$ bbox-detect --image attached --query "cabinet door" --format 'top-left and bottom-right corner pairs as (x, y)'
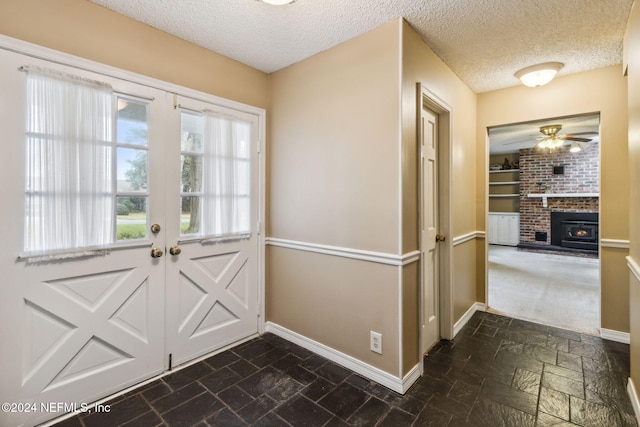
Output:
(507, 215), (520, 245)
(488, 214), (499, 244)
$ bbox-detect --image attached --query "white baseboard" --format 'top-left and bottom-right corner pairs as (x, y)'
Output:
(600, 328), (631, 344)
(628, 378), (640, 426)
(453, 302), (486, 337)
(264, 322), (419, 394)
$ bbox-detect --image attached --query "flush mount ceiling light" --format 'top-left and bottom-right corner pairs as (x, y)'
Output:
(260, 0), (295, 4)
(515, 62), (564, 87)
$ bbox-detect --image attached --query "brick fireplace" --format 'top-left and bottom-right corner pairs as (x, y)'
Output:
(518, 142), (599, 251)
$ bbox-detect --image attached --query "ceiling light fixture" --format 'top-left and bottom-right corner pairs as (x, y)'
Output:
(515, 62), (564, 87)
(569, 141), (582, 153)
(260, 0), (295, 5)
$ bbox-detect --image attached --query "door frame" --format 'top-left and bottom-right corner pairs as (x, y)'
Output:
(417, 83), (453, 360)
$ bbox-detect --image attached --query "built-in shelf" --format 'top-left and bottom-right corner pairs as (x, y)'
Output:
(489, 163), (519, 212)
(489, 169), (520, 174)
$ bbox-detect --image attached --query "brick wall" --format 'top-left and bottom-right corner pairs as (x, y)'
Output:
(519, 142), (599, 245)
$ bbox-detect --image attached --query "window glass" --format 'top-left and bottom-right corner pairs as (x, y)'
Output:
(115, 97), (149, 241)
(117, 99), (148, 146)
(180, 111), (252, 238)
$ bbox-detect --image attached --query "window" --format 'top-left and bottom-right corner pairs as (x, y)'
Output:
(180, 111), (252, 239)
(23, 67), (151, 257)
(24, 67), (115, 255)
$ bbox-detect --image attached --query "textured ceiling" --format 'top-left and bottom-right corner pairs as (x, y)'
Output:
(89, 0), (633, 93)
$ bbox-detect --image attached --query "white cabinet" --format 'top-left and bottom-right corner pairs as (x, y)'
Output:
(488, 213), (519, 246)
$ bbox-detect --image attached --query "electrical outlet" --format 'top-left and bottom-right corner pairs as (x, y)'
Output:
(370, 331), (382, 354)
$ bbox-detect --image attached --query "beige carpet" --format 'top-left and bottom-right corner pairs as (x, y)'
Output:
(487, 245), (600, 336)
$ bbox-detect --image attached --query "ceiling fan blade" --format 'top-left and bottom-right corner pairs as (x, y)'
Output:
(504, 139), (537, 145)
(559, 136), (592, 142)
(563, 131), (598, 136)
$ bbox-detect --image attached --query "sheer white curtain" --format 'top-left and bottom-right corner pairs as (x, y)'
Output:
(202, 112), (251, 238)
(24, 66), (115, 255)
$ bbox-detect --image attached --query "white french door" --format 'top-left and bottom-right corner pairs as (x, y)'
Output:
(0, 44), (262, 427)
(164, 99), (260, 367)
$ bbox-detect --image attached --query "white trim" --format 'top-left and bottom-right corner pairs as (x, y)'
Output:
(600, 328), (631, 344)
(265, 322), (419, 394)
(601, 239), (630, 249)
(629, 378), (640, 426)
(452, 231), (485, 246)
(265, 237), (420, 266)
(628, 256), (640, 283)
(453, 302), (486, 337)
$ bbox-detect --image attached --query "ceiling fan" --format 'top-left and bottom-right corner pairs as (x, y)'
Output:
(536, 124), (595, 151)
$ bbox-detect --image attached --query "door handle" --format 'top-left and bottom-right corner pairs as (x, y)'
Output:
(435, 234), (446, 243)
(169, 245), (181, 256)
(150, 247), (164, 258)
(150, 224), (161, 233)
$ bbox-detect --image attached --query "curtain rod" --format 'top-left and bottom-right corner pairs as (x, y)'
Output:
(1, 43), (261, 117)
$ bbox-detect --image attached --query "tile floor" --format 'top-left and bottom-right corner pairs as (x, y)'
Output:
(488, 245), (600, 335)
(53, 311), (637, 427)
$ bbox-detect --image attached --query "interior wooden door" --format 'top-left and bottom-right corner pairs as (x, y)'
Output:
(420, 106), (440, 355)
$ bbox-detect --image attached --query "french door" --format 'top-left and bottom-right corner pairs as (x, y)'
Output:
(164, 99), (261, 367)
(0, 46), (262, 427)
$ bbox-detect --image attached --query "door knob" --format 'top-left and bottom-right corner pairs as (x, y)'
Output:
(150, 247), (164, 258)
(169, 245), (181, 256)
(435, 234), (446, 242)
(150, 224), (161, 233)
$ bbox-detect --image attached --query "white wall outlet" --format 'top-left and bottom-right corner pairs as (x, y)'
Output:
(370, 331), (382, 354)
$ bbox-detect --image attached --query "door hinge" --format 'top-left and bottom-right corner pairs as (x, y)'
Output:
(168, 353), (173, 371)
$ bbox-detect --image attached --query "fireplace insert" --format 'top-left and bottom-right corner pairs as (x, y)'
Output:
(550, 212), (598, 253)
(561, 220), (598, 250)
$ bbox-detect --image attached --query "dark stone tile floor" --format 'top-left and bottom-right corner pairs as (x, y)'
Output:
(54, 311), (638, 426)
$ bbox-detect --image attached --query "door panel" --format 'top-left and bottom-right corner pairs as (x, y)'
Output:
(20, 255), (165, 397)
(421, 107), (440, 354)
(168, 240), (258, 365)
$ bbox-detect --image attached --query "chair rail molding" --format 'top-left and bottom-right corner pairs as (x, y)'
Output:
(452, 231), (485, 247)
(265, 237), (420, 266)
(601, 239), (630, 249)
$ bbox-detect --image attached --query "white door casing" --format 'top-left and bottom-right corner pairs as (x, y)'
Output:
(0, 39), (264, 427)
(420, 106), (440, 354)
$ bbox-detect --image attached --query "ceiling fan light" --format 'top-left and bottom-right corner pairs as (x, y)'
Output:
(260, 0), (295, 4)
(570, 141), (582, 153)
(515, 62), (564, 87)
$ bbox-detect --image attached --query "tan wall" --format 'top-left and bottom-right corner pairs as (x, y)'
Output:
(401, 21), (479, 337)
(477, 66), (630, 332)
(267, 20), (403, 376)
(268, 21), (401, 253)
(0, 0), (268, 108)
(267, 247), (400, 374)
(624, 1), (640, 395)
